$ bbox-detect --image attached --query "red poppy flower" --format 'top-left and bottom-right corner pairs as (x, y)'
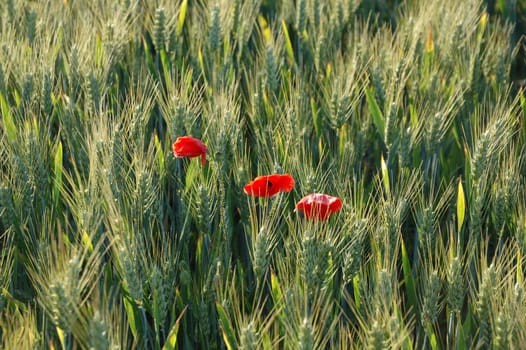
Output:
(172, 136), (208, 165)
(295, 193), (342, 221)
(243, 173), (295, 197)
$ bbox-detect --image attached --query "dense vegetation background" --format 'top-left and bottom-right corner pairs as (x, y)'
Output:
(1, 0), (526, 348)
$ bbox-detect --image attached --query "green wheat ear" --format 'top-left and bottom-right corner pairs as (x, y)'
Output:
(153, 7), (166, 53)
(447, 256), (464, 314)
(476, 264), (497, 347)
(420, 270), (441, 327)
(208, 4), (221, 53)
(297, 318), (314, 350)
(239, 321), (258, 350)
(88, 311), (110, 350)
(253, 227), (270, 281)
(366, 321), (387, 350)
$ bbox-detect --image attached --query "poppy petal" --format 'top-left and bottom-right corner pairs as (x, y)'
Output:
(244, 174), (295, 198)
(295, 193), (342, 221)
(172, 136), (208, 165)
(277, 174), (295, 192)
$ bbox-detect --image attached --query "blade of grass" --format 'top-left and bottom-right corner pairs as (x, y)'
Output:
(52, 141), (63, 208)
(124, 296), (141, 340)
(457, 178), (466, 234)
(160, 50), (173, 88)
(352, 276), (361, 309)
(162, 306), (188, 350)
(1, 92), (16, 143)
(176, 0), (188, 37)
(216, 302), (236, 350)
(381, 155), (390, 197)
(401, 238), (417, 317)
(154, 134), (165, 175)
(281, 20), (295, 66)
(56, 327), (66, 350)
(366, 86), (385, 143)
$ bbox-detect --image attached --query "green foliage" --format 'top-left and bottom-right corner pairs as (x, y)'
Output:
(1, 0), (526, 348)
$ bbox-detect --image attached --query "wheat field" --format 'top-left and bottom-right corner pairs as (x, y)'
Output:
(1, 0), (526, 349)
